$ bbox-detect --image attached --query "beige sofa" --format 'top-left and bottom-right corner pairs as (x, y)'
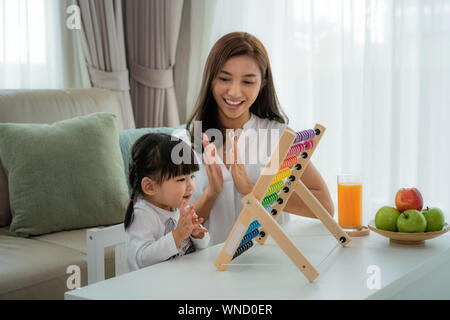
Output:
(0, 89), (124, 299)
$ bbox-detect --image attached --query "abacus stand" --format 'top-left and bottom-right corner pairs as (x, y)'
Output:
(214, 124), (351, 283)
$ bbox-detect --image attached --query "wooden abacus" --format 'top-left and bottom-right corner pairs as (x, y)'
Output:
(214, 124), (351, 282)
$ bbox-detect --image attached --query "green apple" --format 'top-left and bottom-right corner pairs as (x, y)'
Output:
(375, 206), (401, 231)
(397, 209), (427, 233)
(422, 207), (445, 232)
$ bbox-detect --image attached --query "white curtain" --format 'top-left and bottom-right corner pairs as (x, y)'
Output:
(178, 0), (450, 223)
(0, 0), (90, 89)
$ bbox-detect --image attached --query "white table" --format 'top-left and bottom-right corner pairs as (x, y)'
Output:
(65, 215), (450, 300)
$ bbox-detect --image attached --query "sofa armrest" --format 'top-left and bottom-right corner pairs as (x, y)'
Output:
(87, 223), (127, 285)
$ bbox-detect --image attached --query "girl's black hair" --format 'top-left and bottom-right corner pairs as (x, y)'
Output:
(124, 133), (199, 230)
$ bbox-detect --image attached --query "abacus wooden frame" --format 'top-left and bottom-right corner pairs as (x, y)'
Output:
(214, 124), (351, 283)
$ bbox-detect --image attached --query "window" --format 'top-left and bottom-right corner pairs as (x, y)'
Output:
(0, 0), (89, 89)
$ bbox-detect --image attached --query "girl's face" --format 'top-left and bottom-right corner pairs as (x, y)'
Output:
(146, 173), (196, 211)
(212, 55), (263, 129)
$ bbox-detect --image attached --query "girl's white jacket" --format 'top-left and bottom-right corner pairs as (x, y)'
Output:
(126, 198), (210, 271)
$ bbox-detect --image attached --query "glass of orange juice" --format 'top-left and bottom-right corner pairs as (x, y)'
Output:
(337, 174), (362, 229)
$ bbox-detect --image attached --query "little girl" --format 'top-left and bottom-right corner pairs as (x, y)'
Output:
(124, 133), (209, 271)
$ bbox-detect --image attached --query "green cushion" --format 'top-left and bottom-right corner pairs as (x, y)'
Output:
(0, 113), (129, 237)
(118, 125), (186, 193)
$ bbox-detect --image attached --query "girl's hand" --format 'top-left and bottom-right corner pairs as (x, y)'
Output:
(202, 133), (223, 197)
(173, 200), (195, 247)
(191, 212), (208, 238)
(227, 131), (254, 195)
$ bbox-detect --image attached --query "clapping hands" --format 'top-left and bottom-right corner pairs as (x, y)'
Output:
(202, 133), (224, 197)
(173, 200), (208, 247)
(226, 131), (254, 195)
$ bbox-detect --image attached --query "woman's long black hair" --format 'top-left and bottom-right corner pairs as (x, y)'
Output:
(124, 133), (199, 230)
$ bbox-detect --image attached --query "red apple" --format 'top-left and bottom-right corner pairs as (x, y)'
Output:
(395, 188), (423, 212)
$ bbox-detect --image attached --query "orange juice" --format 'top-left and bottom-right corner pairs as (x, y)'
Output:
(338, 182), (362, 228)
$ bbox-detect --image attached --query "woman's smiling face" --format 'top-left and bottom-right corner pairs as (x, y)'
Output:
(212, 55), (263, 129)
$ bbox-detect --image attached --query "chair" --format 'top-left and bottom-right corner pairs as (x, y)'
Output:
(86, 223), (129, 284)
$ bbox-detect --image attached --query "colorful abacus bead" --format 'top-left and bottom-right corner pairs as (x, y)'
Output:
(232, 241), (253, 260)
(264, 205), (277, 216)
(246, 220), (261, 234)
(265, 181), (284, 196)
(239, 229), (259, 247)
(280, 155), (298, 170)
(272, 168), (291, 184)
(294, 129), (316, 144)
(287, 140), (314, 157)
(304, 140), (314, 150)
(262, 192), (278, 206)
(287, 142), (304, 157)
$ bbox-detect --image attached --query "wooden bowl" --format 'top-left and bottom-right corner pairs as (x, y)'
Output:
(368, 220), (449, 245)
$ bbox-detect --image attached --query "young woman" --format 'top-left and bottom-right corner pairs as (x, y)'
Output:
(186, 32), (334, 246)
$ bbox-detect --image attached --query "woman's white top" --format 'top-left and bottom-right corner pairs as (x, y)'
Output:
(126, 198), (210, 271)
(187, 113), (290, 246)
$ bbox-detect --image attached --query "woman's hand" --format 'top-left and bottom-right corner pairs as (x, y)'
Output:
(173, 201), (195, 247)
(190, 212), (208, 239)
(192, 134), (223, 224)
(202, 133), (223, 197)
(227, 131), (254, 195)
